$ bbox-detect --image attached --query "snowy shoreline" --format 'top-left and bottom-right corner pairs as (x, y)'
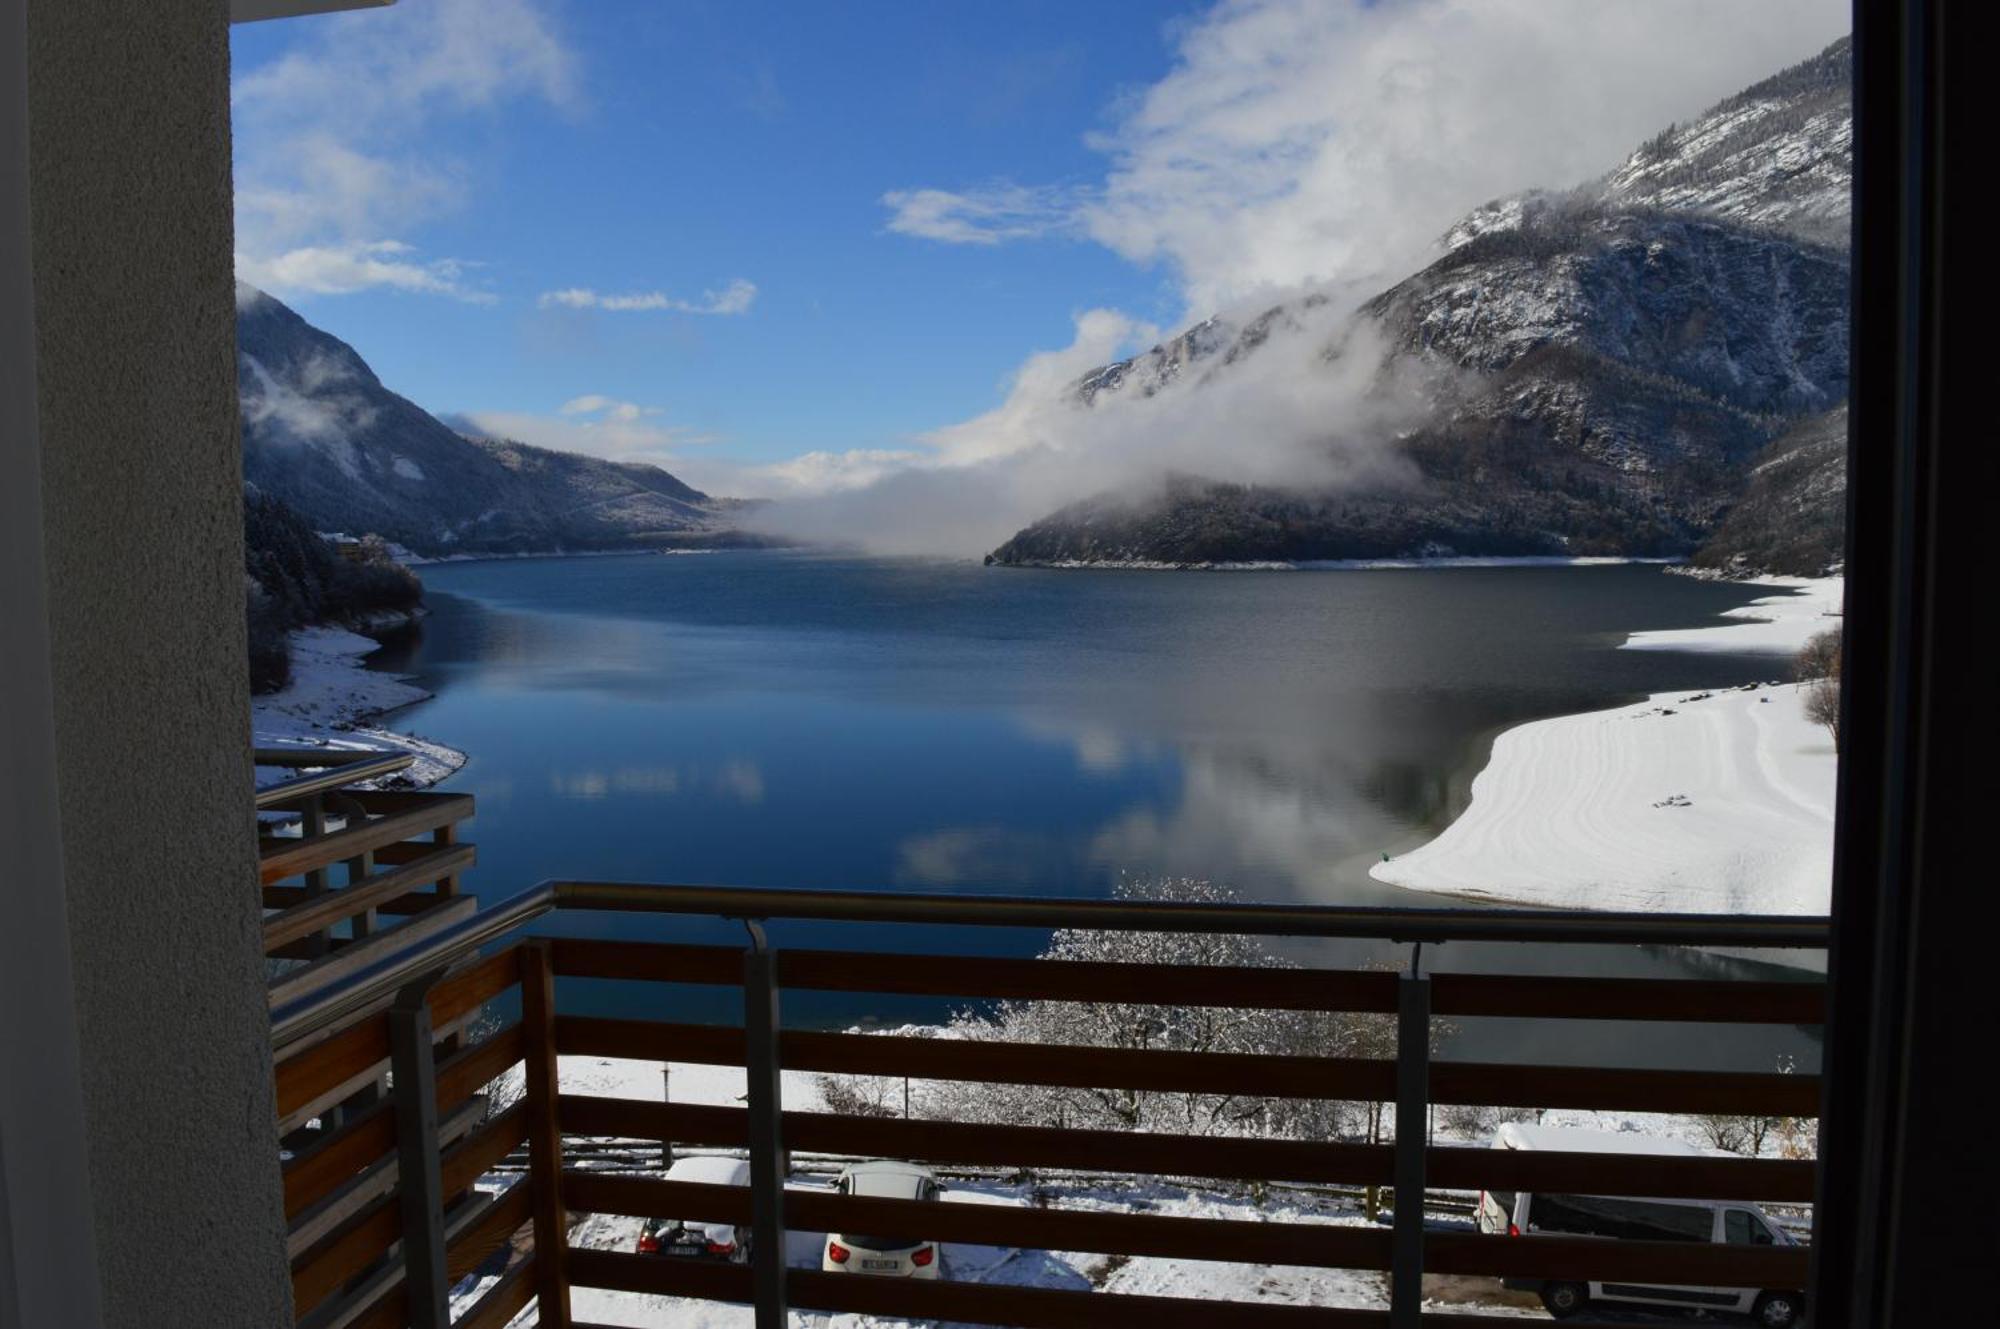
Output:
(1371, 576), (1843, 920)
(1002, 554), (1684, 572)
(251, 624), (466, 791)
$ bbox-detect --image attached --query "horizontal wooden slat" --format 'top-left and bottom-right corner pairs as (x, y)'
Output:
(1431, 972), (1826, 1025)
(436, 1024), (525, 1115)
(292, 1174), (527, 1329)
(1424, 1229), (1809, 1285)
(554, 1016), (1817, 1117)
(267, 895), (479, 1008)
(260, 793), (473, 884)
(261, 844), (477, 952)
(275, 1014), (390, 1123)
(284, 1098), (396, 1221)
(430, 945), (523, 1028)
(561, 1097), (1393, 1186)
(291, 1194), (397, 1319)
(551, 938), (745, 986)
(781, 948), (1402, 1011)
(555, 1017), (1397, 1101)
(263, 885), (444, 917)
(551, 937), (1826, 1022)
(446, 1181), (533, 1283)
(442, 1103), (531, 1200)
(569, 1249), (1387, 1326)
(273, 949), (520, 1135)
(565, 1173), (1393, 1271)
(286, 1097), (488, 1260)
(1429, 1061), (1820, 1117)
(1428, 1143), (1817, 1203)
(455, 1255), (537, 1329)
(343, 787), (462, 816)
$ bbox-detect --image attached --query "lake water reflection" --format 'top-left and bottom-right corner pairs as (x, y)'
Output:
(375, 553), (1823, 1072)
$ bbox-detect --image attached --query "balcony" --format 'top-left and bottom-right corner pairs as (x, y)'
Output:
(262, 765), (1824, 1329)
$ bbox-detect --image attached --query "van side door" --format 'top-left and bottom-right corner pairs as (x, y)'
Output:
(1715, 1207), (1782, 1312)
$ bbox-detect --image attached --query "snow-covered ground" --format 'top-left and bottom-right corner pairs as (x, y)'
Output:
(1371, 577), (1842, 917)
(251, 625), (465, 790)
(1623, 576), (1844, 656)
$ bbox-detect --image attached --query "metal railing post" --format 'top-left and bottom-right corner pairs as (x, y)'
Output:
(742, 919), (788, 1329)
(389, 971), (449, 1329)
(1389, 943), (1432, 1329)
(522, 939), (572, 1327)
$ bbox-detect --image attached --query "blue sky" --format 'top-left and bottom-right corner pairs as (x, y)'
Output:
(232, 0), (1198, 469)
(231, 0), (1847, 503)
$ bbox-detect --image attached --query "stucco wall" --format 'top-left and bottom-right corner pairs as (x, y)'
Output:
(24, 0), (293, 1323)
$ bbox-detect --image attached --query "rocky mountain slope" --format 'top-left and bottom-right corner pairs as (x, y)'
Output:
(1685, 405), (1847, 578)
(238, 285), (744, 556)
(989, 38), (1852, 571)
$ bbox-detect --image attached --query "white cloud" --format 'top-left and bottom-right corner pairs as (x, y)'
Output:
(880, 183), (1086, 246)
(232, 0), (577, 300)
(558, 395), (659, 422)
(456, 401), (715, 470)
(736, 449), (928, 497)
(235, 240), (495, 302)
(741, 299), (1432, 556)
(536, 279), (758, 316)
(891, 0), (1850, 313)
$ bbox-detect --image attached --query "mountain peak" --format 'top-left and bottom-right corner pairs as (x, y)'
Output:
(237, 288), (737, 555)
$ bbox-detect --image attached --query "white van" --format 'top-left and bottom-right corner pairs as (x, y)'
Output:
(1475, 1124), (1805, 1326)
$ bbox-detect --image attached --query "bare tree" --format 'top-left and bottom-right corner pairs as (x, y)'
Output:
(1794, 626), (1842, 682)
(1794, 626), (1842, 749)
(1803, 675), (1841, 749)
(873, 877), (1446, 1158)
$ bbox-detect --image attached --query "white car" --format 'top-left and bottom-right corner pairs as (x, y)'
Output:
(820, 1160), (942, 1279)
(636, 1155), (753, 1262)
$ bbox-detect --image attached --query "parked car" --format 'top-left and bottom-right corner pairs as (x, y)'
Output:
(1475, 1124), (1805, 1326)
(635, 1155), (753, 1262)
(820, 1160), (942, 1279)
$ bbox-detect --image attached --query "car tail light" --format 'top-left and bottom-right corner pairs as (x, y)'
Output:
(637, 1233), (660, 1254)
(911, 1246), (934, 1268)
(706, 1239), (736, 1256)
(1507, 1222), (1520, 1237)
(827, 1241), (850, 1264)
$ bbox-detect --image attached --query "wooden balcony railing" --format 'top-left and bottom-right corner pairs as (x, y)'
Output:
(267, 880), (1828, 1329)
(257, 747), (477, 1012)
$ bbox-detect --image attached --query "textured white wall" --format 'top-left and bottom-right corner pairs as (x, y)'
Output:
(2, 0), (105, 1323)
(14, 0), (293, 1323)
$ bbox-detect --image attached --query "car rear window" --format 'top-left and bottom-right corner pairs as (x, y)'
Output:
(1528, 1195), (1714, 1242)
(841, 1233), (921, 1253)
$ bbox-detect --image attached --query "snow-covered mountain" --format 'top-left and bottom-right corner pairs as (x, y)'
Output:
(237, 285), (746, 556)
(989, 38), (1852, 571)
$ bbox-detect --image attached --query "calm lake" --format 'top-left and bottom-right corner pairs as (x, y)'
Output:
(376, 553), (1821, 1073)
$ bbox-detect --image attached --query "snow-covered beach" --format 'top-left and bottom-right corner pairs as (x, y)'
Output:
(251, 624), (466, 790)
(1371, 577), (1843, 917)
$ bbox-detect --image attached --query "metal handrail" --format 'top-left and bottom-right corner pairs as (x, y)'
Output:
(545, 879), (1832, 949)
(254, 750), (415, 809)
(267, 877), (1829, 1052)
(268, 882), (556, 1051)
